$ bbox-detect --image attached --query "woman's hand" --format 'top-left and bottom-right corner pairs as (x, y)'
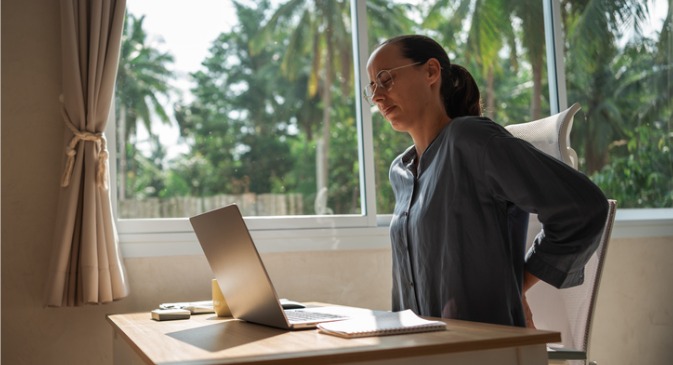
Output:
(523, 270), (541, 329)
(522, 293), (536, 328)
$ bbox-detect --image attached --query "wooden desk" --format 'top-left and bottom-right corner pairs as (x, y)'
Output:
(107, 308), (560, 365)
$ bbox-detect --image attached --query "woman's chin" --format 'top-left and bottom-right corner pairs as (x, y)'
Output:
(387, 119), (408, 132)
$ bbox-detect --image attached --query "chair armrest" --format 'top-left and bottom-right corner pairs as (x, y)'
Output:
(547, 346), (587, 360)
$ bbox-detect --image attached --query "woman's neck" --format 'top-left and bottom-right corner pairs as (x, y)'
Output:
(410, 115), (452, 158)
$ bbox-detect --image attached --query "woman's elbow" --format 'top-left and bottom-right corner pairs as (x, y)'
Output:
(586, 192), (609, 234)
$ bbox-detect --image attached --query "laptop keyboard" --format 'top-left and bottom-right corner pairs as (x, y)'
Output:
(285, 309), (347, 322)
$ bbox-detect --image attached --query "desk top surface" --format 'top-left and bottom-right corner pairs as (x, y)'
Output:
(107, 305), (560, 365)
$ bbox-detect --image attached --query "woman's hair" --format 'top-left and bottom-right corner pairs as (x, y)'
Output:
(380, 35), (482, 118)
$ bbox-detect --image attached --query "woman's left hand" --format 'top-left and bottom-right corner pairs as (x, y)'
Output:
(522, 270), (540, 329)
(523, 293), (536, 329)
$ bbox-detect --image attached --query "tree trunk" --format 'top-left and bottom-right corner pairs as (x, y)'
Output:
(317, 26), (334, 203)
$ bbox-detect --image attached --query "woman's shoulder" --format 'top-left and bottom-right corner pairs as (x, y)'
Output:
(391, 144), (416, 165)
(450, 115), (502, 131)
(447, 116), (507, 142)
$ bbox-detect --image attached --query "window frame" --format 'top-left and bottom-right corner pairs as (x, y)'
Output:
(113, 0), (673, 258)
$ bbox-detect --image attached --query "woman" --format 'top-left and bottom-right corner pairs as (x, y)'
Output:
(364, 35), (608, 327)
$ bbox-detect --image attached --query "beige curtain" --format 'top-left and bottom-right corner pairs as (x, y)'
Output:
(45, 0), (129, 306)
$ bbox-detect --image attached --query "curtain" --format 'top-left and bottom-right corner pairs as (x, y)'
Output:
(45, 0), (128, 306)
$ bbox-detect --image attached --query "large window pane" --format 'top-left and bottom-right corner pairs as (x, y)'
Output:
(117, 1), (361, 218)
(561, 0), (673, 208)
(117, 0), (672, 224)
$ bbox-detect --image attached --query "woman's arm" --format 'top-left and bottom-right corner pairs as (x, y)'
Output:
(484, 131), (608, 289)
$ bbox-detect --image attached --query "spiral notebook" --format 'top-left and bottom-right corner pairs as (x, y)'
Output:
(317, 309), (447, 338)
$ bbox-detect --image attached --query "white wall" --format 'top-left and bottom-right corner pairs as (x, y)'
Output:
(1, 1), (672, 364)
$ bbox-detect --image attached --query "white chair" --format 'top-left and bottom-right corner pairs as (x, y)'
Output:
(505, 104), (617, 365)
(505, 102), (581, 169)
(534, 200), (616, 365)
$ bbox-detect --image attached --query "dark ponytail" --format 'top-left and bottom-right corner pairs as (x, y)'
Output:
(381, 35), (482, 118)
(444, 63), (482, 118)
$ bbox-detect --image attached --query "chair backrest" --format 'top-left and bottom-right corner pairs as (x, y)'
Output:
(506, 104), (617, 362)
(525, 201), (616, 355)
(571, 199), (617, 352)
(505, 102), (581, 169)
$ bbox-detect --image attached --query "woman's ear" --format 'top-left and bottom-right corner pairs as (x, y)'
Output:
(426, 58), (442, 85)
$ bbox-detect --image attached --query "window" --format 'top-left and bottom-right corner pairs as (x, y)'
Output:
(116, 1), (364, 222)
(367, 0), (553, 213)
(559, 0), (673, 208)
(115, 0), (672, 255)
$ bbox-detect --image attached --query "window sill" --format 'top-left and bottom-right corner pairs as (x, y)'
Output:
(119, 225), (392, 258)
(118, 209), (673, 258)
(611, 208), (673, 238)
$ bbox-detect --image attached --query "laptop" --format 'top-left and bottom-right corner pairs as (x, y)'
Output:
(189, 204), (352, 330)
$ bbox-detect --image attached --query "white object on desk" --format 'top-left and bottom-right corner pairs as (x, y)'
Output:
(150, 309), (191, 321)
(317, 309), (447, 338)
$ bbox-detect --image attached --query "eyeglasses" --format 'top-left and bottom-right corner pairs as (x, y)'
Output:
(362, 62), (423, 105)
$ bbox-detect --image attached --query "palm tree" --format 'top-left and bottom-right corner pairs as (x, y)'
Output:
(251, 0), (413, 210)
(424, 0), (518, 119)
(645, 0), (673, 124)
(250, 0), (351, 200)
(562, 0), (652, 173)
(589, 36), (673, 207)
(173, 0), (297, 197)
(512, 0), (546, 120)
(115, 12), (175, 199)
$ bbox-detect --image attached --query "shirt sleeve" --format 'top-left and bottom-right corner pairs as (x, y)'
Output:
(481, 132), (608, 288)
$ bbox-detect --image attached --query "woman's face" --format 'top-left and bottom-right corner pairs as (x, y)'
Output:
(365, 44), (434, 132)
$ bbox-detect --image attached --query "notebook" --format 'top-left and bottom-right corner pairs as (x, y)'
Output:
(317, 309), (447, 338)
(189, 204), (353, 330)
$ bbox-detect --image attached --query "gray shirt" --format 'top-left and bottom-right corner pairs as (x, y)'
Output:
(389, 116), (608, 327)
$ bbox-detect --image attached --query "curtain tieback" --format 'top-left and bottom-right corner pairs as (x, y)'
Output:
(60, 101), (109, 190)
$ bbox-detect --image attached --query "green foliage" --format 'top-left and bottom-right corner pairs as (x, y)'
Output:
(592, 123), (673, 207)
(285, 133), (318, 209)
(172, 0), (298, 196)
(115, 12), (175, 199)
(117, 0), (673, 214)
(372, 112), (413, 213)
(572, 7), (671, 194)
(563, 0), (659, 174)
(326, 96), (361, 214)
(116, 13), (174, 138)
(162, 0), (417, 214)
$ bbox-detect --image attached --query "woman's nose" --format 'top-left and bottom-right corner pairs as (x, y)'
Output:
(372, 85), (386, 103)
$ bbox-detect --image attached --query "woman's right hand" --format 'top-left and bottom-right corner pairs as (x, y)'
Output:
(522, 270), (540, 329)
(523, 293), (536, 329)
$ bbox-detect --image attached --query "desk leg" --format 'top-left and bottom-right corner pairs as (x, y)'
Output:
(112, 331), (148, 365)
(517, 344), (549, 364)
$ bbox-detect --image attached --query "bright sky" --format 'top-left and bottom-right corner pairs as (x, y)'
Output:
(127, 1), (237, 73)
(127, 0), (669, 104)
(126, 0), (240, 98)
(125, 0), (241, 157)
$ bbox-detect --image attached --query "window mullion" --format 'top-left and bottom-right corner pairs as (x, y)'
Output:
(352, 0), (378, 226)
(543, 0), (568, 113)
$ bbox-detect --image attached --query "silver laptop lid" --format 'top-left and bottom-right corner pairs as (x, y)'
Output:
(189, 204), (291, 329)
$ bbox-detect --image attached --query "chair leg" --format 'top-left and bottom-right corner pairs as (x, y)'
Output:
(548, 360), (596, 365)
